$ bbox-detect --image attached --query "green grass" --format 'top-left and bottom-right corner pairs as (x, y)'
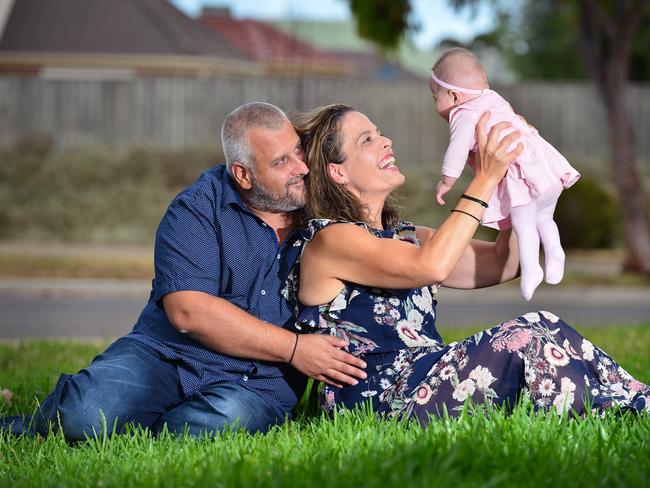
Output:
(1, 325), (649, 487)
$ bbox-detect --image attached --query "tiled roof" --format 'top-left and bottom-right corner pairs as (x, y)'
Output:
(200, 12), (346, 68)
(0, 0), (245, 60)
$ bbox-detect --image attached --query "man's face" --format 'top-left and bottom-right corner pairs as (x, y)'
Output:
(245, 120), (308, 213)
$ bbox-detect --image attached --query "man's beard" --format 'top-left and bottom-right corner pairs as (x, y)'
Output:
(246, 174), (306, 213)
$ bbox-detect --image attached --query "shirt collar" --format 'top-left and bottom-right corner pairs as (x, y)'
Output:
(220, 167), (247, 210)
(218, 165), (303, 242)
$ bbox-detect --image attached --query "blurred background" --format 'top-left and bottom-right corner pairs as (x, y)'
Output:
(0, 0), (649, 288)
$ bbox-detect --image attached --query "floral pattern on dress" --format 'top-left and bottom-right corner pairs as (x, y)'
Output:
(398, 310), (650, 421)
(284, 219), (650, 422)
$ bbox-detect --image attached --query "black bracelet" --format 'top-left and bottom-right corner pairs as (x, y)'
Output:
(461, 193), (489, 208)
(288, 333), (299, 364)
(451, 208), (481, 223)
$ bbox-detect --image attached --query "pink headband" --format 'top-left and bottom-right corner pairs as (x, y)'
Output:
(430, 72), (488, 95)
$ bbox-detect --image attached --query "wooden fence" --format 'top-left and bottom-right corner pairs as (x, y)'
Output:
(1, 75), (649, 172)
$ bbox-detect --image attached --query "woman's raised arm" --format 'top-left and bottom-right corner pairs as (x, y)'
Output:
(299, 114), (523, 306)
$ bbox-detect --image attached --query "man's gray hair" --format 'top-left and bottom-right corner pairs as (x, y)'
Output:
(221, 102), (288, 174)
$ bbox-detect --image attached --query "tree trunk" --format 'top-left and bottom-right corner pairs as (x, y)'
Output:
(603, 77), (650, 274)
(576, 0), (650, 275)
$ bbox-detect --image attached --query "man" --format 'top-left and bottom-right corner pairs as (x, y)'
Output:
(2, 102), (366, 440)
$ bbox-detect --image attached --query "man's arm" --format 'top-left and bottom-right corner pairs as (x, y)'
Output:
(154, 178), (366, 388)
(163, 291), (367, 388)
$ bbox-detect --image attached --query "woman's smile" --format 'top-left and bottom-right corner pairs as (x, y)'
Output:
(378, 155), (398, 171)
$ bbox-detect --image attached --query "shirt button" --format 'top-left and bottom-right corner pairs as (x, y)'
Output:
(261, 289), (266, 295)
(242, 375), (248, 382)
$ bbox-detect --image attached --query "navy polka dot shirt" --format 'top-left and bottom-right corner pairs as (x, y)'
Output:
(128, 165), (306, 413)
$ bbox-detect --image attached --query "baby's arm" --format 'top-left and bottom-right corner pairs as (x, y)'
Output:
(436, 110), (482, 205)
(435, 175), (458, 205)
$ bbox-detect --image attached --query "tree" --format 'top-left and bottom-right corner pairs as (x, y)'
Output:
(466, 2), (589, 80)
(348, 0), (412, 51)
(575, 0), (650, 273)
(349, 0), (650, 274)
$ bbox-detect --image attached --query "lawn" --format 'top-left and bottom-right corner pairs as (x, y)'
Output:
(1, 325), (649, 487)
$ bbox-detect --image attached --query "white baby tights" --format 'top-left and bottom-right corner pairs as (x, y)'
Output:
(509, 184), (565, 301)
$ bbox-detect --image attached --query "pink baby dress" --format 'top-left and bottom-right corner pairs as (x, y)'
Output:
(443, 90), (580, 228)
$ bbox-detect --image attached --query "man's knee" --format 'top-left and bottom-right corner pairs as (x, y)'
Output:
(34, 373), (121, 441)
(156, 384), (287, 437)
(35, 339), (180, 440)
(44, 405), (114, 442)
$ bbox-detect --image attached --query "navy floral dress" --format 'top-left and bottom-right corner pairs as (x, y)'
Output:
(283, 219), (650, 422)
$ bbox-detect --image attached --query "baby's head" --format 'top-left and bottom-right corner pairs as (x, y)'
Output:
(430, 48), (488, 121)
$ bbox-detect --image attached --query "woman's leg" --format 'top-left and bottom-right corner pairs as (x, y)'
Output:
(405, 311), (649, 424)
(507, 311), (649, 414)
(510, 202), (544, 300)
(535, 184), (565, 284)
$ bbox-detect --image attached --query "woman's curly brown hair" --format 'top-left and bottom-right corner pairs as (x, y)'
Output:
(294, 104), (400, 228)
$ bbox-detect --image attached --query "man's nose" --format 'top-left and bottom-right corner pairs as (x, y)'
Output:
(291, 153), (309, 175)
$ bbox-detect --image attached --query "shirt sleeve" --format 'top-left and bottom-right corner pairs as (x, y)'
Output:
(152, 188), (221, 303)
(442, 110), (480, 178)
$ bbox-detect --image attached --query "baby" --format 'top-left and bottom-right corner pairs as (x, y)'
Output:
(431, 48), (580, 300)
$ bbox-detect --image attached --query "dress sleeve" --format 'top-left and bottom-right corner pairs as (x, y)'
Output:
(152, 189), (221, 303)
(442, 110), (480, 178)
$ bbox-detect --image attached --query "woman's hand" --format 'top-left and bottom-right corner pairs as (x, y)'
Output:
(474, 111), (524, 185)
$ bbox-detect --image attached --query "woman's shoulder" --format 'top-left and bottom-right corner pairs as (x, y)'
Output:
(302, 218), (373, 242)
(302, 218), (418, 243)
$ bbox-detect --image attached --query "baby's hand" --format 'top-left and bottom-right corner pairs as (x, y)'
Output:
(435, 180), (452, 205)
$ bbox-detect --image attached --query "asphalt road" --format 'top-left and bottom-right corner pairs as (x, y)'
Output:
(0, 279), (648, 340)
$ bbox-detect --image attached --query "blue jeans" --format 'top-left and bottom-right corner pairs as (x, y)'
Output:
(1, 338), (287, 441)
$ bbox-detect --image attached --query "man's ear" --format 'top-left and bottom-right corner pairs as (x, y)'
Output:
(231, 163), (253, 190)
(327, 163), (347, 185)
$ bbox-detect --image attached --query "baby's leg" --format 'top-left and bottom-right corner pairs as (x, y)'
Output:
(535, 184), (565, 284)
(510, 202), (544, 300)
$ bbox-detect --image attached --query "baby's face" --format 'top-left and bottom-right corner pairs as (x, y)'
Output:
(429, 79), (455, 122)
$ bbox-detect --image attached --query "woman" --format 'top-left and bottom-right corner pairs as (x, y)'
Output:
(284, 104), (649, 422)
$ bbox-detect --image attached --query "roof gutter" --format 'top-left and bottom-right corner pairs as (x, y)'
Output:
(0, 51), (263, 77)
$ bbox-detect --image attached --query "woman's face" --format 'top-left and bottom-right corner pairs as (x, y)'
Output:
(333, 111), (404, 200)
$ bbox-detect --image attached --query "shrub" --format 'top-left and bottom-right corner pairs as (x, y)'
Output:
(555, 174), (621, 248)
(0, 143), (626, 247)
(0, 137), (224, 242)
(398, 167), (622, 249)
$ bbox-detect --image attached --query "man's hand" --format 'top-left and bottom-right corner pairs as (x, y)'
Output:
(290, 334), (367, 388)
